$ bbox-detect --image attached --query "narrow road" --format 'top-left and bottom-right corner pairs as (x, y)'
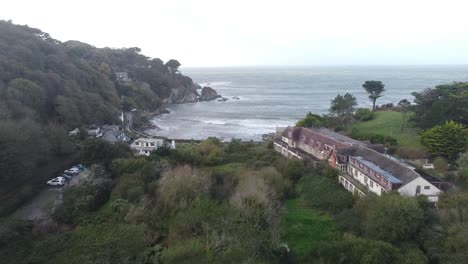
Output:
(125, 111), (168, 139)
(13, 170), (89, 221)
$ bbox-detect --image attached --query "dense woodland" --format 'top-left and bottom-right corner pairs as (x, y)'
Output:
(0, 20), (198, 214)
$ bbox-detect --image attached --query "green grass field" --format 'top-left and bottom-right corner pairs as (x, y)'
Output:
(351, 111), (422, 148)
(281, 198), (337, 259)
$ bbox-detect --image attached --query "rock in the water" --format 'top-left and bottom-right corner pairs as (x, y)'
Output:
(199, 86), (219, 101)
(217, 97), (229, 102)
(232, 96), (240, 100)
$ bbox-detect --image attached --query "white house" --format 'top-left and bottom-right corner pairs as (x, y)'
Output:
(130, 138), (164, 156)
(116, 72), (129, 82)
(85, 125), (101, 138)
(277, 127), (443, 203)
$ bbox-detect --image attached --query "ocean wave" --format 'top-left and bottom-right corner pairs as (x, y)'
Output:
(200, 81), (232, 87)
(203, 120), (228, 125)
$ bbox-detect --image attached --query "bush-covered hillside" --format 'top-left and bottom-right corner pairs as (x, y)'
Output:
(0, 20), (199, 127)
(0, 20), (199, 214)
(2, 140), (467, 263)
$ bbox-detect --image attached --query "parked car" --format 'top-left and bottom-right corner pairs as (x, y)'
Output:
(47, 177), (65, 186)
(423, 164), (435, 169)
(76, 164), (85, 171)
(60, 174), (72, 180)
(65, 167), (79, 174)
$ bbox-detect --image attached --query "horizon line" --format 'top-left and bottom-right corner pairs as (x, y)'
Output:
(181, 63), (468, 69)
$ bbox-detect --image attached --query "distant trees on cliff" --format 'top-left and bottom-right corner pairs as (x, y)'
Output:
(411, 82), (468, 129)
(165, 59), (181, 75)
(363, 80), (386, 111)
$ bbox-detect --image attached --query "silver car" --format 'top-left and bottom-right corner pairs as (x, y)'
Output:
(47, 177), (65, 186)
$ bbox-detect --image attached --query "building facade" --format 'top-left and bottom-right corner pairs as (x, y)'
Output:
(276, 127), (442, 202)
(130, 138), (164, 156)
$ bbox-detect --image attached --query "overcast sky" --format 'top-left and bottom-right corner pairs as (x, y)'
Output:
(2, 0), (468, 67)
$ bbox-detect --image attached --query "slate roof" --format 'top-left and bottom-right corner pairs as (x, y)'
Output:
(310, 127), (369, 147)
(282, 127), (355, 149)
(282, 127), (419, 186)
(339, 145), (419, 186)
(353, 156), (402, 184)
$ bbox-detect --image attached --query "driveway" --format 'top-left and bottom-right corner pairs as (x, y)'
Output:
(13, 170), (89, 221)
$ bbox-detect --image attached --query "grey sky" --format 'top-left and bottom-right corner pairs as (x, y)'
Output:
(2, 0), (468, 67)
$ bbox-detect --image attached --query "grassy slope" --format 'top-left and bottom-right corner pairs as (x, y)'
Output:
(281, 198), (337, 259)
(351, 111), (422, 148)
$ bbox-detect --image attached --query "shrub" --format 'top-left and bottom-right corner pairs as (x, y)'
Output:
(175, 138), (225, 166)
(361, 194), (424, 243)
(433, 156), (449, 172)
(459, 168), (468, 182)
(127, 186), (144, 203)
(109, 158), (149, 175)
(296, 112), (323, 127)
(162, 239), (209, 264)
(258, 167), (293, 199)
(282, 159), (305, 182)
(81, 139), (132, 167)
(110, 198), (129, 213)
(316, 238), (399, 264)
(158, 165), (213, 215)
(354, 108), (374, 121)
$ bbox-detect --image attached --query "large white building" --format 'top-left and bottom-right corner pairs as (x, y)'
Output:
(275, 127), (443, 202)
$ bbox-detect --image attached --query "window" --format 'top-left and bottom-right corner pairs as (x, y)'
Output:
(370, 181), (374, 188)
(424, 186), (430, 190)
(150, 142), (155, 146)
(416, 185), (421, 195)
(135, 142), (140, 145)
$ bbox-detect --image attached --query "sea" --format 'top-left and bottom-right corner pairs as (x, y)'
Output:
(146, 65), (468, 141)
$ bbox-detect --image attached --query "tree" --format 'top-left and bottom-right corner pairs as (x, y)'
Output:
(398, 99), (411, 131)
(420, 121), (468, 164)
(362, 194), (425, 243)
(329, 93), (357, 128)
(411, 82), (468, 129)
(354, 108), (374, 121)
(165, 59), (181, 75)
(296, 112), (323, 127)
(362, 80), (385, 111)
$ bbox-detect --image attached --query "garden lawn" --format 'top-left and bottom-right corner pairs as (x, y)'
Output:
(351, 111), (422, 148)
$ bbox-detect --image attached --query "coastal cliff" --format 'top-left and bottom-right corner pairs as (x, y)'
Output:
(166, 75), (200, 104)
